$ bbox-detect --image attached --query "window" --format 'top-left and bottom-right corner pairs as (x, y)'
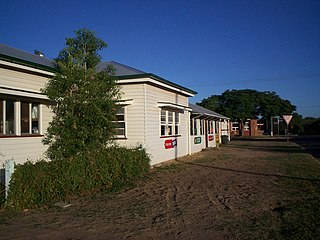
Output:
(6, 100), (14, 134)
(115, 107), (126, 138)
(0, 99), (40, 136)
(161, 110), (166, 136)
(167, 111), (173, 135)
(244, 121), (250, 131)
(175, 112), (179, 135)
(232, 122), (239, 131)
(31, 104), (39, 134)
(208, 120), (214, 134)
(0, 100), (3, 134)
(215, 121), (220, 134)
(190, 118), (198, 136)
(200, 119), (205, 135)
(160, 109), (179, 136)
(21, 102), (29, 134)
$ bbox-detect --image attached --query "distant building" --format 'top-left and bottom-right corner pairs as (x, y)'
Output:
(231, 119), (264, 137)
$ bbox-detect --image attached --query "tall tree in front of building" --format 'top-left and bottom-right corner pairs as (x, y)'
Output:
(198, 89), (296, 135)
(42, 28), (121, 161)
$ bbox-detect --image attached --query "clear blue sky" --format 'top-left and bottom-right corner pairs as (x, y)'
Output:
(1, 0), (319, 117)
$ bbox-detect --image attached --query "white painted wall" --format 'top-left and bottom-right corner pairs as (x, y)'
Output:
(116, 82), (191, 165)
(190, 118), (206, 154)
(0, 63), (52, 164)
(144, 84), (189, 165)
(0, 66), (50, 93)
(0, 137), (48, 165)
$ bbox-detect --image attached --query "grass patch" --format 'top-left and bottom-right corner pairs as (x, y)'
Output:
(275, 151), (320, 239)
(154, 163), (184, 173)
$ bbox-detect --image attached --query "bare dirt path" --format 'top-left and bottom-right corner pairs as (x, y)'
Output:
(1, 140), (320, 240)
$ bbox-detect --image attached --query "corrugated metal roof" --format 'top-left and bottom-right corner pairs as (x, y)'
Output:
(0, 43), (55, 70)
(98, 61), (197, 95)
(97, 61), (145, 76)
(0, 43), (196, 95)
(189, 103), (229, 119)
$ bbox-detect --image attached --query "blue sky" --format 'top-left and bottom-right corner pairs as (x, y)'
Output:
(1, 0), (319, 117)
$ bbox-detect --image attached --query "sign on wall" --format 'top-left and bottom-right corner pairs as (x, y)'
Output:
(208, 135), (214, 141)
(194, 137), (202, 144)
(215, 134), (220, 144)
(164, 139), (177, 149)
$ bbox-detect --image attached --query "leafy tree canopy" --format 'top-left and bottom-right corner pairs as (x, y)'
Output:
(42, 28), (121, 161)
(198, 89), (296, 122)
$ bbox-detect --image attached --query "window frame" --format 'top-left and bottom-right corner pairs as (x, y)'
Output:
(0, 98), (42, 137)
(190, 118), (198, 136)
(160, 109), (180, 137)
(200, 119), (205, 135)
(114, 106), (126, 139)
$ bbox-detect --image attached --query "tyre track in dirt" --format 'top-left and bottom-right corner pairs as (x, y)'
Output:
(1, 141), (306, 240)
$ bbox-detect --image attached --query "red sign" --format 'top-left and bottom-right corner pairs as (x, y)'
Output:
(208, 135), (214, 141)
(164, 139), (177, 149)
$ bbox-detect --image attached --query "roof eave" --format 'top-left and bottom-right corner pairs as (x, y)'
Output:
(0, 53), (56, 73)
(116, 73), (197, 96)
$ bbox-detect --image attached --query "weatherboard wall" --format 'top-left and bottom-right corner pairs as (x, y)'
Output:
(115, 81), (191, 165)
(190, 118), (206, 154)
(0, 61), (53, 164)
(115, 83), (146, 147)
(0, 60), (53, 93)
(145, 84), (189, 165)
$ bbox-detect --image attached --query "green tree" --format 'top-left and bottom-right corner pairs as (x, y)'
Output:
(198, 89), (296, 135)
(289, 112), (304, 134)
(42, 28), (121, 161)
(303, 117), (320, 135)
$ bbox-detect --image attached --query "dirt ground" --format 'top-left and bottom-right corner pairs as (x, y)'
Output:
(0, 139), (320, 240)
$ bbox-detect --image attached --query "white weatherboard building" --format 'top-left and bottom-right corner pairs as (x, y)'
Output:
(0, 43), (229, 166)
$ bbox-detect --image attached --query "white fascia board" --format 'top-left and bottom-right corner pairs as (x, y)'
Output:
(117, 78), (195, 97)
(0, 87), (48, 100)
(0, 60), (55, 76)
(157, 102), (191, 111)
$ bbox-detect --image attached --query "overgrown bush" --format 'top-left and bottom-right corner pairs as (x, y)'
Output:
(6, 147), (150, 210)
(0, 182), (5, 207)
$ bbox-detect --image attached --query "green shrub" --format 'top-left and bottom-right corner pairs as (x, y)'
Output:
(5, 147), (150, 210)
(0, 182), (5, 207)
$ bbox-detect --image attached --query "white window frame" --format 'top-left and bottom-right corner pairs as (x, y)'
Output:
(190, 118), (198, 136)
(200, 119), (205, 135)
(115, 106), (126, 138)
(160, 109), (180, 137)
(0, 98), (42, 136)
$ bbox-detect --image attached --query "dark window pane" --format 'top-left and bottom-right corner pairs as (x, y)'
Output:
(161, 125), (165, 136)
(116, 115), (125, 121)
(21, 102), (29, 134)
(115, 128), (125, 136)
(0, 100), (3, 134)
(6, 100), (14, 134)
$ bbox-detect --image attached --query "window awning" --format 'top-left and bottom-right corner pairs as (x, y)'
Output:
(116, 99), (133, 105)
(157, 102), (191, 111)
(0, 86), (48, 100)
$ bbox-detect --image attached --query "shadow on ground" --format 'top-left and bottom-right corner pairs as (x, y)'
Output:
(176, 159), (320, 183)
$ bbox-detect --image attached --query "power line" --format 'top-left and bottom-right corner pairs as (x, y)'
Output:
(186, 73), (320, 87)
(298, 105), (320, 109)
